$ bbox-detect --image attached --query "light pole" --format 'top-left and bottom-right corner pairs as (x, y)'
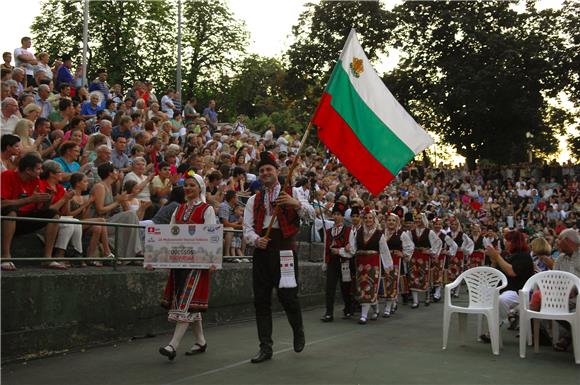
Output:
(176, 0), (182, 98)
(82, 0), (89, 87)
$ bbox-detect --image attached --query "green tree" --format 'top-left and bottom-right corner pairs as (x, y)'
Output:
(385, 1), (571, 167)
(181, 0), (249, 97)
(31, 0), (84, 63)
(285, 1), (395, 121)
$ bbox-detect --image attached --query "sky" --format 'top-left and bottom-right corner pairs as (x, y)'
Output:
(0, 0), (574, 163)
(0, 0), (310, 59)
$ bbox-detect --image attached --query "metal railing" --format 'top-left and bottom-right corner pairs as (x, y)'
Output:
(0, 216), (248, 270)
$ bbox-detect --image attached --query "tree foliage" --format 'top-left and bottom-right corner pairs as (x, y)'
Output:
(181, 0), (249, 97)
(284, 1), (395, 121)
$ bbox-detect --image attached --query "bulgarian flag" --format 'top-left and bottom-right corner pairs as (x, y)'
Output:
(312, 29), (434, 195)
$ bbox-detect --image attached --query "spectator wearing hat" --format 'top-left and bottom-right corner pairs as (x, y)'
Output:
(243, 151), (314, 363)
(321, 203), (353, 322)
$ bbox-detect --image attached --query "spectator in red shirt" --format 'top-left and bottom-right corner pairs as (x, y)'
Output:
(1, 153), (61, 270)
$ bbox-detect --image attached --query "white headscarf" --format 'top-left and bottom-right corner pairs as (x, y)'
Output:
(191, 173), (207, 203)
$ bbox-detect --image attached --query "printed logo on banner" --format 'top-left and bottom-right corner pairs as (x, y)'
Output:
(171, 226), (180, 235)
(188, 225), (196, 236)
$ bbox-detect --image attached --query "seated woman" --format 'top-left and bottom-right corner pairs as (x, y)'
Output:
(483, 230), (535, 342)
(38, 160), (80, 268)
(90, 163), (143, 259)
(68, 173), (112, 266)
(121, 179), (151, 221)
(53, 141), (82, 189)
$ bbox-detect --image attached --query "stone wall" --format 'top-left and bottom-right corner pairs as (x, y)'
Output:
(1, 242), (325, 362)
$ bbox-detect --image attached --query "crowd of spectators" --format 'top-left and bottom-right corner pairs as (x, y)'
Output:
(1, 36), (579, 274)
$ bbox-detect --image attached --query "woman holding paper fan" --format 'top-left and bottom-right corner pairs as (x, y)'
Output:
(158, 170), (217, 361)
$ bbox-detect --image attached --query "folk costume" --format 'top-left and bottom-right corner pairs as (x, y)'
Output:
(322, 205), (353, 321)
(431, 218), (457, 302)
(349, 209), (393, 324)
(381, 214), (413, 317)
(408, 213), (442, 308)
(159, 173), (216, 360)
(467, 227), (486, 270)
(243, 152), (314, 362)
(447, 218), (474, 287)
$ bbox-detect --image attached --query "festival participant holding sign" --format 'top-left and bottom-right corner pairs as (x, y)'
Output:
(243, 151), (314, 364)
(349, 207), (393, 324)
(158, 171), (217, 360)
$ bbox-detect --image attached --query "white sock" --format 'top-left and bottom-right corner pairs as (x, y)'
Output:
(192, 320), (206, 346)
(384, 300), (393, 314)
(434, 287), (441, 299)
(361, 304), (370, 319)
(167, 322), (189, 350)
(412, 291), (419, 304)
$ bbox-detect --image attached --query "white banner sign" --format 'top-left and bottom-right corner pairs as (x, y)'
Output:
(144, 224), (223, 269)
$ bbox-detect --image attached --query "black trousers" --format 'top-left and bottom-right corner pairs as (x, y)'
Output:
(252, 229), (302, 354)
(325, 256), (352, 316)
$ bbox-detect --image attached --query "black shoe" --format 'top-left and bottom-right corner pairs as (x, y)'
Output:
(293, 329), (305, 353)
(411, 303), (419, 309)
(159, 345), (176, 361)
(342, 313), (352, 320)
(320, 314), (334, 322)
(185, 342), (207, 356)
(479, 334), (491, 344)
(250, 350), (273, 363)
(433, 297), (441, 303)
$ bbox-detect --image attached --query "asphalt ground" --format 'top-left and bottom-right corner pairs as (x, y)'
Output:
(2, 296), (579, 385)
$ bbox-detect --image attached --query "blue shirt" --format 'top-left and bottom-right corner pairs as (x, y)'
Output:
(203, 107), (218, 124)
(56, 65), (74, 87)
(54, 157), (80, 189)
(80, 101), (103, 116)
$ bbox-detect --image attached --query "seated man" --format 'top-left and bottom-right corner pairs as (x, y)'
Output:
(1, 153), (63, 270)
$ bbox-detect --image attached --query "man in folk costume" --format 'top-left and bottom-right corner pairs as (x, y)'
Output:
(431, 217), (457, 302)
(447, 216), (474, 297)
(159, 172), (216, 360)
(321, 204), (353, 322)
(381, 213), (413, 317)
(243, 151), (315, 363)
(349, 207), (393, 324)
(409, 212), (442, 309)
(466, 223), (487, 270)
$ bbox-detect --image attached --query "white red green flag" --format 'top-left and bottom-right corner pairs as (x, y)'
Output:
(312, 29), (434, 195)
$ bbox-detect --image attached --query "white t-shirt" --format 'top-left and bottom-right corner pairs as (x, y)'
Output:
(14, 47), (34, 76)
(160, 95), (174, 119)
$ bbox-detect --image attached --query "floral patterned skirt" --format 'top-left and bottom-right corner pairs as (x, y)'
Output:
(465, 251), (485, 271)
(431, 253), (446, 287)
(381, 255), (401, 300)
(447, 251), (464, 283)
(410, 250), (430, 292)
(355, 253), (380, 304)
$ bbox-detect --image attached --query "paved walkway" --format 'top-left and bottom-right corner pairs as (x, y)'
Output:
(2, 299), (579, 385)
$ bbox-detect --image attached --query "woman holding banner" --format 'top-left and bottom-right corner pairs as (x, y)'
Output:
(158, 170), (217, 360)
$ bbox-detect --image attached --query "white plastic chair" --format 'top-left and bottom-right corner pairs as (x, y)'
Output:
(443, 266), (507, 355)
(519, 270), (580, 364)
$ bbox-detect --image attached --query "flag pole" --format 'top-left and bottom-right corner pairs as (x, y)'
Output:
(263, 121), (313, 239)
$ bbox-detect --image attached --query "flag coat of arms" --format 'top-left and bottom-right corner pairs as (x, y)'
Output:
(312, 29), (434, 195)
